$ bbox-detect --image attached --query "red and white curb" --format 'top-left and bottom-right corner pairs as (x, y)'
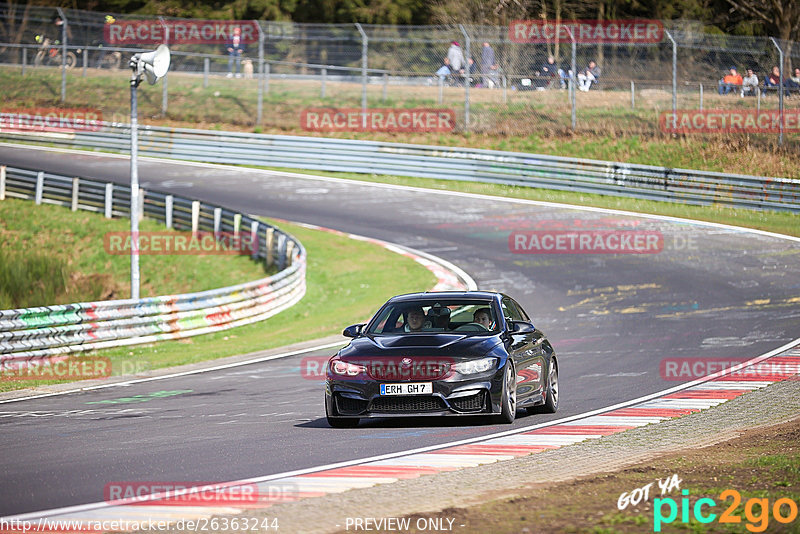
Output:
(4, 342), (798, 531)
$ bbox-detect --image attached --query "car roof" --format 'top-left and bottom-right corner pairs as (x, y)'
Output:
(387, 291), (503, 303)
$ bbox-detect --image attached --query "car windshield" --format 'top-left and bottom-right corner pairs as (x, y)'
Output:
(366, 299), (499, 335)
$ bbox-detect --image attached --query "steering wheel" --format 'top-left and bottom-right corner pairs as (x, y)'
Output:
(454, 322), (489, 332)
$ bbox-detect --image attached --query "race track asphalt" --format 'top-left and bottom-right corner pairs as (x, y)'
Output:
(1, 145), (798, 516)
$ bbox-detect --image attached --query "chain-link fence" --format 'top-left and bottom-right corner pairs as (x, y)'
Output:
(1, 4), (798, 144)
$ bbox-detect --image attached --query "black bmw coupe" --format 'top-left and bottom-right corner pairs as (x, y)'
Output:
(325, 291), (559, 427)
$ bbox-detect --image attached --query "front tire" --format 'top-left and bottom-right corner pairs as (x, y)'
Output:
(495, 362), (517, 424)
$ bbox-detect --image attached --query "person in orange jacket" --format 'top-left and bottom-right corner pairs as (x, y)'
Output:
(718, 67), (743, 95)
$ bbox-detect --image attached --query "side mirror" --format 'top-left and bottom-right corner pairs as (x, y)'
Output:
(343, 324), (365, 338)
(509, 321), (535, 334)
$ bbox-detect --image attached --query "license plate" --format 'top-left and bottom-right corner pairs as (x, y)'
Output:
(380, 382), (433, 395)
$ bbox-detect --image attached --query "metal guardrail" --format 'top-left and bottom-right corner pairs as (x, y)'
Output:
(0, 164), (306, 365)
(1, 120), (798, 212)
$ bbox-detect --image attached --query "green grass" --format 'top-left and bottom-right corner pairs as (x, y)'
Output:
(256, 166), (800, 239)
(0, 212), (436, 392)
(0, 198), (270, 308)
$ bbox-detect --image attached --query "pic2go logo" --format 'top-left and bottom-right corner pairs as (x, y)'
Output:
(654, 489), (798, 532)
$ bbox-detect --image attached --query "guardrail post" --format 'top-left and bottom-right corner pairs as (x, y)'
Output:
(203, 58), (209, 88)
(278, 233), (287, 270)
(250, 221), (259, 259)
(233, 213), (241, 239)
(213, 207), (221, 237)
(104, 182), (113, 218)
(35, 171), (44, 204)
(285, 240), (294, 267)
(165, 194), (173, 229)
(82, 48), (87, 77)
(265, 227), (274, 267)
(0, 166), (5, 200)
(21, 47), (26, 75)
(71, 177), (79, 211)
(191, 200), (200, 236)
(321, 67), (326, 98)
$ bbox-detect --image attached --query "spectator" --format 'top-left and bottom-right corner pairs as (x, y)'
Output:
(786, 67), (800, 96)
(481, 42), (498, 88)
(717, 67), (742, 95)
(435, 57), (452, 81)
(466, 57), (477, 86)
(741, 68), (758, 97)
(577, 60), (601, 91)
(765, 66), (781, 88)
(540, 55), (566, 89)
(447, 41), (464, 74)
(226, 27), (246, 78)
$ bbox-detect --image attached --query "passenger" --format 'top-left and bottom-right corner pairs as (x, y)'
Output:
(473, 308), (493, 329)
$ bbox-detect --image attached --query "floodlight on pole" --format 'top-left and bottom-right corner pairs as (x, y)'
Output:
(129, 44), (170, 300)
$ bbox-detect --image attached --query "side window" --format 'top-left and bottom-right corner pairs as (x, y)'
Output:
(510, 298), (531, 321)
(501, 298), (523, 322)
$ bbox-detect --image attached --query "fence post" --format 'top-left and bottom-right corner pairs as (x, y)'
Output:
(570, 33), (576, 130)
(0, 166), (5, 200)
(355, 23), (368, 129)
(757, 87), (761, 113)
(165, 195), (174, 228)
(664, 30), (677, 129)
(57, 7), (67, 103)
(191, 200), (200, 236)
(770, 37), (784, 146)
(104, 182), (113, 218)
(82, 48), (87, 77)
(35, 171), (44, 205)
(265, 61), (270, 94)
(460, 25), (470, 132)
(502, 74), (507, 104)
(159, 17), (169, 117)
(138, 188), (145, 219)
(382, 72), (388, 101)
(630, 80), (635, 109)
(265, 227), (275, 267)
(203, 57), (209, 88)
(71, 177), (79, 211)
(699, 83), (703, 111)
(22, 47), (26, 75)
(438, 75), (443, 104)
(250, 221), (259, 259)
(255, 20), (264, 126)
(321, 67), (326, 98)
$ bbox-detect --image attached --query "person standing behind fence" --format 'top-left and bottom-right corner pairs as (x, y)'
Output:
(481, 42), (498, 88)
(447, 41), (464, 82)
(226, 27), (245, 78)
(717, 67), (742, 95)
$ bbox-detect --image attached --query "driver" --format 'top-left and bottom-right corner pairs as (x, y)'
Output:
(404, 306), (429, 332)
(473, 308), (493, 329)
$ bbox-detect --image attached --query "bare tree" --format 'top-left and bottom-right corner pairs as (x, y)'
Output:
(726, 0), (800, 69)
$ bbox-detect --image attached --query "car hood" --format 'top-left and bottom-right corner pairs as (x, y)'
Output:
(339, 333), (501, 358)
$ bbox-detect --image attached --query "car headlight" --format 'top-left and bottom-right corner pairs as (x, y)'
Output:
(454, 357), (498, 375)
(330, 359), (365, 377)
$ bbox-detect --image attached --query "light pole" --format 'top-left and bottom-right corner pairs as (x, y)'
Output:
(128, 44), (170, 299)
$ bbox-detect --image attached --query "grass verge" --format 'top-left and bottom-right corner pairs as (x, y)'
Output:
(0, 197), (270, 308)
(0, 215), (436, 393)
(387, 416), (800, 533)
